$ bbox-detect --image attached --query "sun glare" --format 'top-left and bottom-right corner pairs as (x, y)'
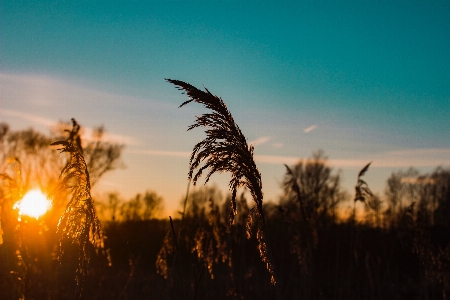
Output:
(14, 190), (52, 219)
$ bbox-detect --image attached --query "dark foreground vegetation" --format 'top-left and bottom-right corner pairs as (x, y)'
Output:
(1, 81), (449, 299)
(2, 185), (450, 300)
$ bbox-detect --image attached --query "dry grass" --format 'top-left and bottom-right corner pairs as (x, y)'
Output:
(0, 158), (27, 298)
(167, 79), (278, 286)
(49, 119), (105, 298)
(354, 162), (373, 204)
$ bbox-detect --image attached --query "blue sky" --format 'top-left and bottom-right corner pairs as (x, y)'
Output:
(1, 1), (449, 215)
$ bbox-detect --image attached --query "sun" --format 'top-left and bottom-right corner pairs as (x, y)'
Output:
(14, 189), (52, 219)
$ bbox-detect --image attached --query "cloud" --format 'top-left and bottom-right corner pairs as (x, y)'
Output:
(129, 149), (190, 158)
(130, 149), (369, 167)
(1, 108), (55, 127)
(0, 73), (61, 107)
(303, 125), (317, 133)
(387, 148), (450, 157)
(82, 127), (140, 146)
(0, 108), (140, 146)
(375, 148), (450, 168)
(0, 72), (175, 113)
(254, 148), (450, 168)
(128, 146), (450, 169)
(249, 137), (283, 148)
(253, 155), (369, 167)
(249, 136), (271, 146)
(271, 143), (284, 148)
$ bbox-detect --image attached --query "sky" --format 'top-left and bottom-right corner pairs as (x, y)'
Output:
(1, 1), (450, 216)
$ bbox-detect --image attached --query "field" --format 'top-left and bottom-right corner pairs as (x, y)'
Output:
(1, 81), (450, 299)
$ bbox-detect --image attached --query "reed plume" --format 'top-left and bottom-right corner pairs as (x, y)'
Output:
(354, 162), (374, 205)
(167, 79), (277, 285)
(49, 119), (105, 298)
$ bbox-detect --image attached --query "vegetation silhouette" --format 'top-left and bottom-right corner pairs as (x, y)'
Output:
(49, 119), (106, 298)
(166, 79), (279, 290)
(0, 95), (449, 299)
(0, 119), (123, 299)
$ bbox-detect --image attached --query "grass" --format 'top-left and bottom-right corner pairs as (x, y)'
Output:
(48, 119), (106, 298)
(354, 161), (374, 205)
(167, 79), (279, 289)
(0, 81), (450, 299)
(0, 158), (27, 298)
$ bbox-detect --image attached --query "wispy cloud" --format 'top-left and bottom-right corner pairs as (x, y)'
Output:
(253, 155), (368, 167)
(128, 146), (450, 169)
(254, 148), (450, 168)
(376, 148), (450, 168)
(130, 149), (190, 158)
(387, 148), (450, 156)
(248, 136), (283, 148)
(0, 72), (175, 112)
(82, 127), (140, 146)
(249, 136), (271, 146)
(0, 108), (140, 146)
(271, 143), (284, 148)
(1, 108), (55, 127)
(303, 124), (317, 133)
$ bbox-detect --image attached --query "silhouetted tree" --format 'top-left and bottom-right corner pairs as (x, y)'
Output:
(429, 167), (450, 228)
(385, 168), (420, 223)
(282, 150), (346, 225)
(384, 167), (450, 227)
(51, 120), (125, 187)
(0, 124), (61, 193)
(142, 191), (164, 220)
(0, 121), (124, 193)
(120, 190), (164, 221)
(280, 150), (347, 292)
(98, 192), (122, 222)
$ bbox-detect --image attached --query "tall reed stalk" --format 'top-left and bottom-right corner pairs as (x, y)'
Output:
(354, 162), (373, 205)
(49, 119), (105, 298)
(349, 162), (374, 293)
(167, 79), (279, 288)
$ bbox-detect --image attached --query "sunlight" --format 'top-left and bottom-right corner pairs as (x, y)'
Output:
(14, 189), (52, 219)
